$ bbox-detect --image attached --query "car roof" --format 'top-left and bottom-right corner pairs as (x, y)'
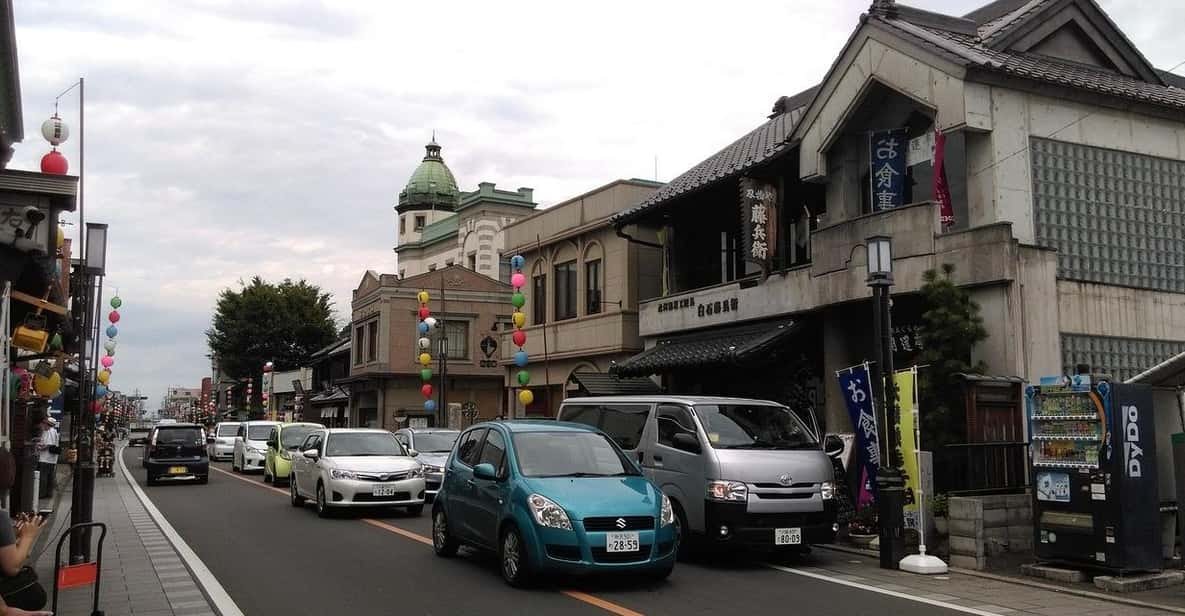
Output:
(323, 428), (389, 434)
(559, 395), (785, 407)
(153, 423), (202, 429)
(280, 422), (322, 428)
(484, 420), (600, 434)
(403, 427), (459, 433)
(242, 420), (280, 425)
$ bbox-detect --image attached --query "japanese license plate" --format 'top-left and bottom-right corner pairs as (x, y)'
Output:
(606, 532), (640, 552)
(167, 466), (187, 475)
(775, 527), (802, 545)
(372, 484), (397, 497)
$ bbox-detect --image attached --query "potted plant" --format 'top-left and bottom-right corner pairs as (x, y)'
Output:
(848, 507), (879, 546)
(931, 494), (949, 535)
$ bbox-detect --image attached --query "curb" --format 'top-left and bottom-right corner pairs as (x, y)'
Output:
(816, 545), (1185, 615)
(117, 446), (245, 616)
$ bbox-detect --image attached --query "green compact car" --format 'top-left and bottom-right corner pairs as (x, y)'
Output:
(264, 422), (323, 484)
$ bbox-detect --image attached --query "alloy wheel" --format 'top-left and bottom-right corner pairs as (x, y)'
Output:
(434, 513), (447, 548)
(316, 483), (329, 517)
(502, 530), (520, 581)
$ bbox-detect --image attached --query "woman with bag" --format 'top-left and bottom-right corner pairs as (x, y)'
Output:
(0, 449), (48, 612)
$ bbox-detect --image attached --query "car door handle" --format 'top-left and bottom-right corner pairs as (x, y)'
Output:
(652, 454), (663, 462)
(466, 479), (475, 487)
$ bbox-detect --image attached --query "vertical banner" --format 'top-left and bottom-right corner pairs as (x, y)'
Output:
(895, 367), (921, 530)
(837, 363), (880, 508)
(739, 177), (777, 270)
(933, 126), (954, 228)
(869, 128), (907, 211)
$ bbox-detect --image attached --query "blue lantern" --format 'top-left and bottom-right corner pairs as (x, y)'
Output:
(95, 385), (108, 398)
(424, 399), (437, 413)
(417, 321), (429, 335)
(106, 325), (118, 338)
(510, 255), (525, 270)
(514, 350), (529, 367)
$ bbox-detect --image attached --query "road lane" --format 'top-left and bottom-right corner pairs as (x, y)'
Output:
(124, 446), (966, 616)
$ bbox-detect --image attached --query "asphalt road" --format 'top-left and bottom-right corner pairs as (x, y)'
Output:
(123, 447), (964, 616)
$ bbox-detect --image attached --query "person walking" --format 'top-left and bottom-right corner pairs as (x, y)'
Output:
(34, 418), (58, 500)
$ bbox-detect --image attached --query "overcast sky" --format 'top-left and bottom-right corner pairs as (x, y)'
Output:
(8, 0), (1181, 408)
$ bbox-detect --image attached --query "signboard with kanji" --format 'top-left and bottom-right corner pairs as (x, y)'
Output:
(869, 128), (907, 211)
(739, 177), (777, 270)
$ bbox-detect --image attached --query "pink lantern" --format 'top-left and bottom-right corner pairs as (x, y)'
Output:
(101, 356), (114, 368)
(108, 310), (120, 323)
(511, 272), (526, 289)
(419, 306), (430, 320)
(512, 330), (527, 347)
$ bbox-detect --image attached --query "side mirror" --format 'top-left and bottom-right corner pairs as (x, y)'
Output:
(671, 432), (701, 454)
(824, 435), (844, 457)
(302, 449), (320, 460)
(408, 449), (419, 457)
(473, 462), (497, 481)
(267, 439), (278, 449)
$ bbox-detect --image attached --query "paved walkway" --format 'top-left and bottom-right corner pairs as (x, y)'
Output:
(34, 448), (218, 616)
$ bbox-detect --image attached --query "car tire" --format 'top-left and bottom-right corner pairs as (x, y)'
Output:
(263, 466), (272, 484)
(500, 525), (532, 587)
(232, 456), (239, 473)
(196, 476), (208, 485)
(315, 482), (331, 518)
(648, 563), (675, 582)
(432, 510), (459, 557)
(290, 477), (305, 507)
(146, 474), (155, 486)
(407, 504), (424, 517)
(672, 500), (696, 560)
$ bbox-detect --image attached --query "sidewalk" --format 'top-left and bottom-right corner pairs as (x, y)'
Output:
(33, 448), (219, 616)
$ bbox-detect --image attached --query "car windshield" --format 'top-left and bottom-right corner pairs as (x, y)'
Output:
(130, 429), (149, 435)
(216, 425), (237, 437)
(412, 432), (459, 452)
(694, 404), (818, 450)
(156, 428), (202, 446)
(326, 433), (405, 457)
(281, 425), (319, 450)
(513, 432), (640, 478)
(247, 426), (273, 440)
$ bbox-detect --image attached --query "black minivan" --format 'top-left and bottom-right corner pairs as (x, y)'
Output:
(145, 423), (210, 485)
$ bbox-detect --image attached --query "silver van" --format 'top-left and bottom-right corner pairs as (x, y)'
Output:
(557, 395), (839, 552)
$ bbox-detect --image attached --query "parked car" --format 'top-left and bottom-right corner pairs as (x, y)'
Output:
(145, 423), (209, 485)
(393, 427), (459, 500)
(232, 420), (279, 473)
(432, 421), (678, 586)
(207, 422), (238, 461)
(128, 427), (151, 447)
(264, 422), (322, 484)
(556, 396), (838, 554)
(289, 428), (425, 518)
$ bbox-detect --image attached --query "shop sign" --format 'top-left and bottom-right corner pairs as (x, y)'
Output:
(697, 297), (738, 318)
(869, 128), (907, 211)
(656, 297), (695, 313)
(739, 177), (777, 269)
(0, 203), (50, 255)
(889, 324), (924, 354)
(836, 363), (880, 506)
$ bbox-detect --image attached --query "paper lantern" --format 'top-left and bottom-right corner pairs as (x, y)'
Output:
(101, 356), (114, 368)
(49, 333), (62, 351)
(97, 370), (110, 385)
(104, 340), (117, 353)
(420, 368), (433, 381)
(421, 384), (433, 398)
(516, 370), (530, 386)
(41, 150), (68, 174)
(418, 353), (432, 367)
(417, 337), (431, 351)
(94, 384), (108, 398)
(41, 115), (69, 145)
(423, 317), (438, 332)
(33, 372), (60, 397)
(511, 273), (526, 289)
(418, 306), (430, 320)
(418, 322), (429, 335)
(106, 325), (118, 338)
(417, 291), (430, 304)
(511, 293), (525, 309)
(514, 351), (528, 367)
(90, 401), (102, 413)
(511, 255), (525, 270)
(512, 312), (525, 328)
(56, 226), (65, 249)
(110, 296), (122, 309)
(512, 330), (526, 347)
(424, 399), (437, 413)
(108, 310), (120, 323)
(518, 389), (534, 406)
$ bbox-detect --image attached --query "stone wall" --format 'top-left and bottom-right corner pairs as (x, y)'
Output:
(949, 494), (1032, 570)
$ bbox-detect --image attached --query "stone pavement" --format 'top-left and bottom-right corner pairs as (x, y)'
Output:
(34, 450), (218, 616)
(808, 546), (1179, 616)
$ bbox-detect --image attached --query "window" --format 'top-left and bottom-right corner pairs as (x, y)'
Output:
(554, 260), (577, 320)
(693, 404), (817, 449)
(366, 320), (378, 362)
(585, 259), (602, 315)
(394, 432), (410, 447)
(558, 404), (650, 451)
(456, 428), (487, 466)
(281, 425), (318, 449)
(414, 215), (426, 231)
(217, 424), (238, 437)
(400, 216), (406, 234)
(467, 253), (477, 270)
(477, 429), (506, 474)
(498, 254), (512, 283)
(247, 425), (273, 440)
(512, 432), (639, 477)
(300, 434), (318, 452)
(532, 274), (546, 325)
(657, 405), (698, 450)
(354, 326), (364, 364)
(441, 320), (469, 360)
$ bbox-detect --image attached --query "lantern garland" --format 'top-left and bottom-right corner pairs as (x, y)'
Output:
(40, 113), (69, 175)
(96, 295), (122, 415)
(417, 290), (437, 413)
(509, 255), (533, 408)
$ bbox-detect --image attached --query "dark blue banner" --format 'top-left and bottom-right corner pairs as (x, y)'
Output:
(838, 364), (880, 505)
(869, 128), (907, 211)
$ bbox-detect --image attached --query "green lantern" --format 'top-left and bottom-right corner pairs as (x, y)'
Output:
(511, 292), (526, 308)
(420, 368), (433, 381)
(516, 370), (530, 386)
(110, 296), (122, 309)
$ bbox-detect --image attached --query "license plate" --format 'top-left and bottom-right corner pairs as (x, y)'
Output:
(372, 485), (397, 497)
(167, 466), (187, 475)
(606, 532), (640, 552)
(775, 527), (802, 545)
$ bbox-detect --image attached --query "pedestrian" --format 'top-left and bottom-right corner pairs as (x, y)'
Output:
(0, 448), (48, 612)
(34, 418), (58, 500)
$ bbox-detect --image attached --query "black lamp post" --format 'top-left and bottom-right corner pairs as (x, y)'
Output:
(866, 234), (905, 570)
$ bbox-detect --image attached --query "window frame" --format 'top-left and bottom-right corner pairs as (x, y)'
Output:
(366, 320), (378, 362)
(585, 259), (602, 315)
(558, 403), (650, 451)
(554, 260), (577, 321)
(656, 404), (699, 451)
(455, 428), (488, 467)
(532, 274), (547, 325)
(414, 215), (426, 231)
(354, 325), (365, 365)
(476, 428), (508, 477)
(400, 216), (406, 234)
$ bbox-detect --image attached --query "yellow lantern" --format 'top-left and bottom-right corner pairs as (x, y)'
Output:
(518, 389), (534, 406)
(512, 312), (526, 328)
(418, 353), (432, 367)
(33, 371), (61, 398)
(56, 226), (65, 249)
(97, 369), (111, 385)
(417, 291), (430, 304)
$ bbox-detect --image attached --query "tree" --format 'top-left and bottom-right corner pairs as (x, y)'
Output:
(206, 277), (337, 406)
(917, 264), (987, 449)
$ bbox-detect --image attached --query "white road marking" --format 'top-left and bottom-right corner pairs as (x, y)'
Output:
(766, 563), (1001, 616)
(117, 446), (245, 616)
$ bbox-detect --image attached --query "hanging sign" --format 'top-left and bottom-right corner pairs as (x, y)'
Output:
(869, 128), (907, 211)
(739, 177), (777, 269)
(895, 368), (921, 529)
(837, 363), (880, 508)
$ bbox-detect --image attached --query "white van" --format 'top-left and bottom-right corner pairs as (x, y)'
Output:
(557, 396), (839, 553)
(233, 420), (280, 473)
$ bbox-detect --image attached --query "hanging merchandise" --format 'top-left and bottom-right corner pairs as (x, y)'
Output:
(33, 371), (61, 398)
(12, 288), (53, 353)
(508, 255), (532, 412)
(418, 291), (435, 413)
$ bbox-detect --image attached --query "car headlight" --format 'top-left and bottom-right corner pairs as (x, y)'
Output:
(821, 481), (835, 500)
(330, 469), (358, 480)
(660, 494), (675, 527)
(707, 480), (748, 502)
(421, 464), (442, 474)
(408, 466), (424, 478)
(527, 494), (572, 530)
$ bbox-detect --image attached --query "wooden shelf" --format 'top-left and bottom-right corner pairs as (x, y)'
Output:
(1032, 434), (1100, 441)
(1031, 414), (1097, 420)
(1033, 460), (1097, 470)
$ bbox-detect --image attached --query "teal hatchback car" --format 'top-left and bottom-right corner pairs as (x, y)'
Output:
(432, 421), (678, 586)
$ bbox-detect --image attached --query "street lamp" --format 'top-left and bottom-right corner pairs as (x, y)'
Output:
(865, 234), (905, 570)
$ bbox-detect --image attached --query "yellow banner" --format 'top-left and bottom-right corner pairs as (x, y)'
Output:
(895, 369), (921, 529)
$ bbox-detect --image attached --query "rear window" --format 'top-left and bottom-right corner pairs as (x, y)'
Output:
(216, 425), (238, 437)
(247, 426), (273, 440)
(155, 428), (202, 446)
(558, 404), (649, 450)
(130, 429), (150, 435)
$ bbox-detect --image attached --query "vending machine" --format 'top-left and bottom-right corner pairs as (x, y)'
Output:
(1026, 376), (1161, 572)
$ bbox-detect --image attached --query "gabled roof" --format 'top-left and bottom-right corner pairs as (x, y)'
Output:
(612, 86), (817, 226)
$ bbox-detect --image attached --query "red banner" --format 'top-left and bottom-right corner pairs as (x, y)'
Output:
(934, 127), (954, 228)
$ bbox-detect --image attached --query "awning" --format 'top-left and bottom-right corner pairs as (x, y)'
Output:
(567, 371), (662, 396)
(1128, 350), (1185, 387)
(613, 320), (799, 378)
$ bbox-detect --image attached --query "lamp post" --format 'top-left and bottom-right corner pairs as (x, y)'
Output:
(866, 234), (905, 570)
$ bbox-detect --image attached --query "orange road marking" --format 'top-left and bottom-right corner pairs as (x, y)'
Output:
(205, 463), (645, 615)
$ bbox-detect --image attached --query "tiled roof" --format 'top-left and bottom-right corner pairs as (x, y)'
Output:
(975, 0), (1052, 43)
(567, 371), (663, 396)
(612, 87), (817, 225)
(613, 320), (799, 378)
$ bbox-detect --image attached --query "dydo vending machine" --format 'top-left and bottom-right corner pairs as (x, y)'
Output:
(1026, 376), (1160, 572)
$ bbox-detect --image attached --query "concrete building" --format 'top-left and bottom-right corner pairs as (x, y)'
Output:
(612, 0), (1185, 441)
(500, 179), (666, 417)
(344, 265), (512, 429)
(162, 387), (201, 419)
(394, 137), (536, 279)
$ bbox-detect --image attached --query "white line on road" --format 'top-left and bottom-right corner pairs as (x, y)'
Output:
(117, 446), (245, 616)
(766, 564), (1001, 616)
